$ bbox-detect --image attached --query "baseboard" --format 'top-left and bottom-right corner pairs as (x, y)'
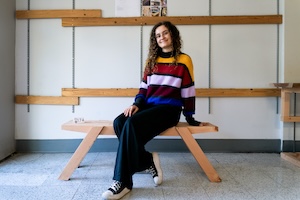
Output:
(282, 140), (300, 152)
(16, 138), (281, 153)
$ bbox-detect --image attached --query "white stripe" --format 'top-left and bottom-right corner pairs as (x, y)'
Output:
(148, 74), (181, 88)
(140, 81), (148, 89)
(181, 86), (195, 98)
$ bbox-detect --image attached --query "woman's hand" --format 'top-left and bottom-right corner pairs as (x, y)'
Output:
(124, 105), (139, 117)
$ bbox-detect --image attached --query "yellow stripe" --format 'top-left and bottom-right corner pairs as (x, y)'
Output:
(156, 54), (195, 82)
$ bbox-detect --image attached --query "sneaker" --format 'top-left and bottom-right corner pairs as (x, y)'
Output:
(145, 152), (163, 186)
(101, 180), (130, 200)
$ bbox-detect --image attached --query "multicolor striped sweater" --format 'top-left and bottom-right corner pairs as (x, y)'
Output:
(134, 51), (196, 117)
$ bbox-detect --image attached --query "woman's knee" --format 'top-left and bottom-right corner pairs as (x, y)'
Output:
(113, 114), (127, 137)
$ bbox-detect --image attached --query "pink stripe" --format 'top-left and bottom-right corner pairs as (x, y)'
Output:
(140, 82), (148, 89)
(148, 74), (181, 88)
(181, 86), (195, 98)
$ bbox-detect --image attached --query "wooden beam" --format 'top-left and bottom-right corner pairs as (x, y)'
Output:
(62, 15), (282, 27)
(61, 88), (281, 97)
(15, 95), (79, 105)
(14, 88), (280, 105)
(62, 88), (138, 97)
(196, 88), (280, 97)
(16, 9), (102, 19)
(281, 116), (300, 123)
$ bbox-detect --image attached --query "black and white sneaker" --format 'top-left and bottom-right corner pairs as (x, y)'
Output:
(101, 180), (130, 200)
(145, 152), (163, 186)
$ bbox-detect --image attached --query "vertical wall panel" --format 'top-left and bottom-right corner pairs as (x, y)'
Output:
(30, 0), (73, 9)
(168, 0), (209, 16)
(15, 0), (75, 140)
(76, 0), (115, 17)
(284, 0), (300, 82)
(15, 19), (28, 94)
(74, 26), (141, 88)
(211, 0), (277, 15)
(282, 1), (300, 143)
(211, 25), (277, 88)
(30, 19), (72, 95)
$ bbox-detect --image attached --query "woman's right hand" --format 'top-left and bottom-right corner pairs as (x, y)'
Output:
(124, 105), (139, 117)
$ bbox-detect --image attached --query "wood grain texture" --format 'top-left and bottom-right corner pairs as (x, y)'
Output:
(62, 15), (282, 27)
(16, 9), (102, 19)
(15, 95), (79, 105)
(61, 88), (281, 97)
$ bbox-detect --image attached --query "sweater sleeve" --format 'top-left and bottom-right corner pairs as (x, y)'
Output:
(133, 71), (148, 108)
(180, 55), (196, 117)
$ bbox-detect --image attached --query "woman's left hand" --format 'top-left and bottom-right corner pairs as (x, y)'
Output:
(124, 105), (139, 117)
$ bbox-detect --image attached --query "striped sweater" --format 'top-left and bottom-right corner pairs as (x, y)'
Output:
(134, 52), (196, 117)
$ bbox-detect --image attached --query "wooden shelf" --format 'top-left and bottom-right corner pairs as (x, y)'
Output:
(196, 88), (280, 97)
(61, 88), (280, 97)
(62, 15), (282, 27)
(16, 9), (102, 19)
(14, 88), (280, 105)
(15, 95), (79, 105)
(62, 88), (138, 97)
(15, 10), (282, 27)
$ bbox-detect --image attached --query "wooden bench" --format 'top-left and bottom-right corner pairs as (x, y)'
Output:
(59, 120), (222, 182)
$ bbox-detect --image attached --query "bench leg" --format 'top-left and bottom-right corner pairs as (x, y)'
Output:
(58, 126), (103, 180)
(176, 127), (221, 182)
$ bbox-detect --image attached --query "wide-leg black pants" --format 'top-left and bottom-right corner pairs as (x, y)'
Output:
(112, 104), (182, 189)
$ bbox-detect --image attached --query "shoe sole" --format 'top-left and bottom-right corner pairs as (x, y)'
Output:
(152, 152), (163, 185)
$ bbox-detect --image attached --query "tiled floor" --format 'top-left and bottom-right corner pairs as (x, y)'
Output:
(0, 152), (300, 200)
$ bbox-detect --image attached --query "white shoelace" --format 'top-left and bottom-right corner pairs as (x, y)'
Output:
(110, 181), (122, 193)
(146, 165), (157, 177)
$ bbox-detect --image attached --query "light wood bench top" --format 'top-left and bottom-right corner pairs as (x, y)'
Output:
(62, 120), (218, 136)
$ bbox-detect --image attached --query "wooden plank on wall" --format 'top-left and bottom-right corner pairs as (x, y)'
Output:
(15, 88), (280, 105)
(62, 88), (138, 97)
(62, 15), (282, 27)
(14, 88), (280, 105)
(281, 116), (300, 123)
(15, 95), (79, 105)
(61, 88), (281, 97)
(16, 9), (102, 19)
(196, 88), (281, 97)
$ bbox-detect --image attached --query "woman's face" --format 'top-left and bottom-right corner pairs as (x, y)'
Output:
(155, 25), (173, 52)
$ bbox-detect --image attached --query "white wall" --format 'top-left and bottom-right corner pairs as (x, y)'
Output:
(282, 0), (300, 141)
(15, 0), (284, 143)
(284, 0), (300, 82)
(0, 0), (15, 160)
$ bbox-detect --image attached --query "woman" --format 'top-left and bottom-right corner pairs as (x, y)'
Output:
(102, 21), (200, 200)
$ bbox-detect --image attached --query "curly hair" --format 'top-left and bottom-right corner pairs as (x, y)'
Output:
(145, 21), (182, 74)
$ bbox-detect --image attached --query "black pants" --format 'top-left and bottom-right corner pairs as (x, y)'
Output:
(112, 104), (182, 189)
